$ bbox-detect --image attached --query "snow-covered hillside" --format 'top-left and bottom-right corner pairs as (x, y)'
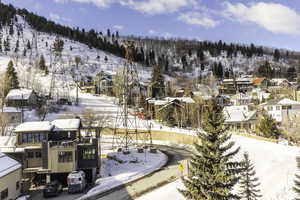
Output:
(0, 15), (152, 99)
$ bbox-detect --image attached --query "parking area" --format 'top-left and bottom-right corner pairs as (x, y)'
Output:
(29, 188), (86, 200)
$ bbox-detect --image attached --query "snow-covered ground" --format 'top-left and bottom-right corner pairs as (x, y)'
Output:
(78, 149), (167, 199)
(137, 134), (299, 200)
(1, 13), (299, 200)
(137, 179), (185, 200)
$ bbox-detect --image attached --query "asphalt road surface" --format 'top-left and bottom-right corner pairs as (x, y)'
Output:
(30, 145), (191, 200)
(93, 145), (191, 200)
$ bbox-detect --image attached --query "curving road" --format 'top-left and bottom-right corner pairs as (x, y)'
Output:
(90, 145), (191, 200)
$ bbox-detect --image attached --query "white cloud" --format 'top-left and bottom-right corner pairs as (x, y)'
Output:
(163, 32), (175, 39)
(49, 13), (72, 23)
(121, 0), (197, 15)
(49, 13), (61, 21)
(148, 29), (157, 34)
(113, 25), (124, 30)
(223, 2), (300, 35)
(53, 0), (115, 8)
(178, 12), (220, 28)
(53, 0), (197, 14)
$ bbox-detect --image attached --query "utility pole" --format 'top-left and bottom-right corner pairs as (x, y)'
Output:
(75, 57), (81, 106)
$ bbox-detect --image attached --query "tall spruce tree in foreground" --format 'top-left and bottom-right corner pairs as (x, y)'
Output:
(293, 156), (300, 199)
(4, 60), (19, 96)
(239, 152), (262, 200)
(180, 99), (242, 200)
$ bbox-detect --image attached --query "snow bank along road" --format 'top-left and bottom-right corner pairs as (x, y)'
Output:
(85, 145), (191, 200)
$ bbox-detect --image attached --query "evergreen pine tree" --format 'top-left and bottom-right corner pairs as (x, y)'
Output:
(257, 113), (280, 139)
(14, 39), (19, 53)
(39, 55), (46, 71)
(151, 65), (165, 98)
(23, 48), (26, 57)
(218, 62), (224, 78)
(273, 49), (280, 62)
(53, 37), (64, 56)
(0, 39), (2, 53)
(293, 156), (300, 199)
(297, 59), (300, 84)
(4, 36), (10, 53)
(9, 24), (13, 35)
(27, 40), (31, 49)
(239, 152), (262, 200)
(180, 99), (242, 200)
(4, 60), (19, 95)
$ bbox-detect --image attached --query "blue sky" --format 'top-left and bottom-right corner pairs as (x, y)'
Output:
(3, 0), (300, 51)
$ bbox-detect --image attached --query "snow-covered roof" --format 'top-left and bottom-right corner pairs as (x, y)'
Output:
(271, 78), (289, 85)
(0, 152), (21, 178)
(278, 98), (300, 105)
(6, 89), (34, 100)
(52, 119), (81, 131)
(0, 107), (21, 113)
(0, 136), (22, 153)
(223, 78), (253, 83)
(165, 97), (195, 104)
(147, 97), (195, 105)
(223, 106), (256, 123)
(267, 98), (300, 106)
(14, 121), (53, 133)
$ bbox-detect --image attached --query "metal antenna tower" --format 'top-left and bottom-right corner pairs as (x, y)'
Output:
(112, 41), (152, 152)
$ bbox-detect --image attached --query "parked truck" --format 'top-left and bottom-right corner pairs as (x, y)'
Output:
(67, 171), (87, 193)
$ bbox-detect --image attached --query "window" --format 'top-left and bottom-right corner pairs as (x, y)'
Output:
(82, 148), (96, 160)
(1, 188), (8, 199)
(16, 181), (20, 190)
(35, 151), (42, 158)
(282, 106), (292, 110)
(21, 133), (47, 144)
(276, 106), (281, 111)
(267, 106), (273, 111)
(58, 151), (73, 163)
(27, 152), (34, 159)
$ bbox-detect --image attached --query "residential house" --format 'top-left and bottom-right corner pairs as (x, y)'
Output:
(219, 78), (253, 95)
(147, 97), (196, 127)
(13, 119), (100, 184)
(253, 77), (269, 88)
(0, 107), (22, 124)
(5, 89), (38, 108)
(79, 76), (96, 94)
(271, 78), (291, 88)
(262, 98), (300, 124)
(230, 93), (253, 106)
(251, 88), (271, 103)
(0, 152), (22, 200)
(223, 105), (257, 133)
(79, 72), (114, 96)
(95, 71), (113, 96)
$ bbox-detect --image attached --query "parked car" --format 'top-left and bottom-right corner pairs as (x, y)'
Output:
(67, 171), (86, 193)
(43, 181), (63, 197)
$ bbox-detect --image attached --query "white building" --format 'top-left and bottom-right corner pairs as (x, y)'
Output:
(223, 105), (257, 133)
(263, 98), (300, 123)
(0, 152), (22, 200)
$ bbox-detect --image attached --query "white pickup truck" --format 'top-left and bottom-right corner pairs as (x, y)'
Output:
(67, 171), (87, 193)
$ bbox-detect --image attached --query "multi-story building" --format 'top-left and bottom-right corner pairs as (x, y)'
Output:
(219, 78), (253, 95)
(13, 119), (100, 184)
(262, 98), (300, 124)
(0, 152), (22, 200)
